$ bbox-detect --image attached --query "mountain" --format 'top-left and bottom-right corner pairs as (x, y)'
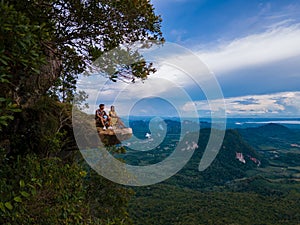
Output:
(125, 120), (300, 190)
(124, 120), (263, 189)
(237, 123), (300, 150)
(165, 129), (262, 190)
(127, 121), (300, 225)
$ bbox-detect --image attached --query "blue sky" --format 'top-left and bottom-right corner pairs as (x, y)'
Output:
(153, 0), (300, 47)
(78, 0), (300, 118)
(149, 0), (300, 117)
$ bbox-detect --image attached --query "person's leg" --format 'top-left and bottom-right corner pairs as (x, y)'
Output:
(106, 117), (111, 127)
(100, 117), (106, 129)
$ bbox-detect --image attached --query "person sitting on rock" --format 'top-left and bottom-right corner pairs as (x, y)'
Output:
(95, 104), (111, 130)
(109, 105), (125, 128)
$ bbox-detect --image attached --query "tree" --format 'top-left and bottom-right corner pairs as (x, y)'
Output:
(0, 0), (163, 153)
(0, 2), (48, 130)
(0, 1), (163, 223)
(1, 0), (163, 107)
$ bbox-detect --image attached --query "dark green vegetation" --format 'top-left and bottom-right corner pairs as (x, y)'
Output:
(238, 124), (300, 180)
(130, 185), (300, 225)
(127, 121), (300, 225)
(0, 0), (162, 224)
(0, 150), (133, 224)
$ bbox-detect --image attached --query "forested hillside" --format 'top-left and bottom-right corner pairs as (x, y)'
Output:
(128, 124), (300, 225)
(129, 183), (300, 225)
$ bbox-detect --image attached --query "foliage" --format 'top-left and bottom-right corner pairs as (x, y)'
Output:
(0, 147), (133, 224)
(129, 184), (300, 225)
(0, 149), (87, 224)
(0, 0), (163, 140)
(84, 168), (134, 224)
(237, 123), (299, 150)
(0, 0), (164, 149)
(1, 96), (74, 157)
(0, 1), (163, 224)
(3, 0), (163, 104)
(89, 44), (158, 83)
(0, 2), (46, 129)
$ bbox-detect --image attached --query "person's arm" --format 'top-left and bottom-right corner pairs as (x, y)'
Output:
(110, 111), (118, 118)
(115, 111), (119, 119)
(105, 112), (110, 121)
(96, 110), (100, 119)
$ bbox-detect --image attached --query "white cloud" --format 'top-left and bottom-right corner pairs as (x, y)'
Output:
(183, 91), (300, 117)
(77, 65), (197, 116)
(198, 23), (300, 75)
(77, 22), (300, 117)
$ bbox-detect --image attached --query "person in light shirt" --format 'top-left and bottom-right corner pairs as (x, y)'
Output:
(109, 105), (125, 128)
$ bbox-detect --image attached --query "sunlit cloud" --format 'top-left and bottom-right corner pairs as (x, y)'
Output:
(77, 66), (196, 116)
(198, 23), (300, 75)
(77, 20), (300, 118)
(183, 91), (300, 117)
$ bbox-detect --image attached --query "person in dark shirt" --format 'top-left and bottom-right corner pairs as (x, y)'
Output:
(95, 104), (111, 130)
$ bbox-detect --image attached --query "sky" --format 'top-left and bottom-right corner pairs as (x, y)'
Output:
(78, 0), (300, 118)
(150, 0), (300, 117)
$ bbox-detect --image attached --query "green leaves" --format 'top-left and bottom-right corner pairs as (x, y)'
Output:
(0, 203), (6, 213)
(4, 202), (13, 210)
(0, 99), (21, 130)
(0, 202), (14, 213)
(20, 191), (30, 198)
(13, 196), (22, 203)
(47, 0), (163, 100)
(19, 180), (25, 188)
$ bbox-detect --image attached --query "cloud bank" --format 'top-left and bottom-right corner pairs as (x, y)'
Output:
(183, 91), (300, 117)
(78, 21), (300, 118)
(198, 23), (300, 75)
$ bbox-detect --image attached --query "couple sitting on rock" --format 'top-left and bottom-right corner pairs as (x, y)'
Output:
(95, 104), (125, 130)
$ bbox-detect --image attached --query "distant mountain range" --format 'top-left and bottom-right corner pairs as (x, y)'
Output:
(123, 120), (300, 187)
(237, 123), (300, 150)
(125, 120), (268, 189)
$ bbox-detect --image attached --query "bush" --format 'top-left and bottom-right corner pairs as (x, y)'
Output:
(0, 148), (133, 224)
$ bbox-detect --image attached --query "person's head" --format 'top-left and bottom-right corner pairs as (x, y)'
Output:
(111, 105), (115, 111)
(99, 104), (105, 110)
